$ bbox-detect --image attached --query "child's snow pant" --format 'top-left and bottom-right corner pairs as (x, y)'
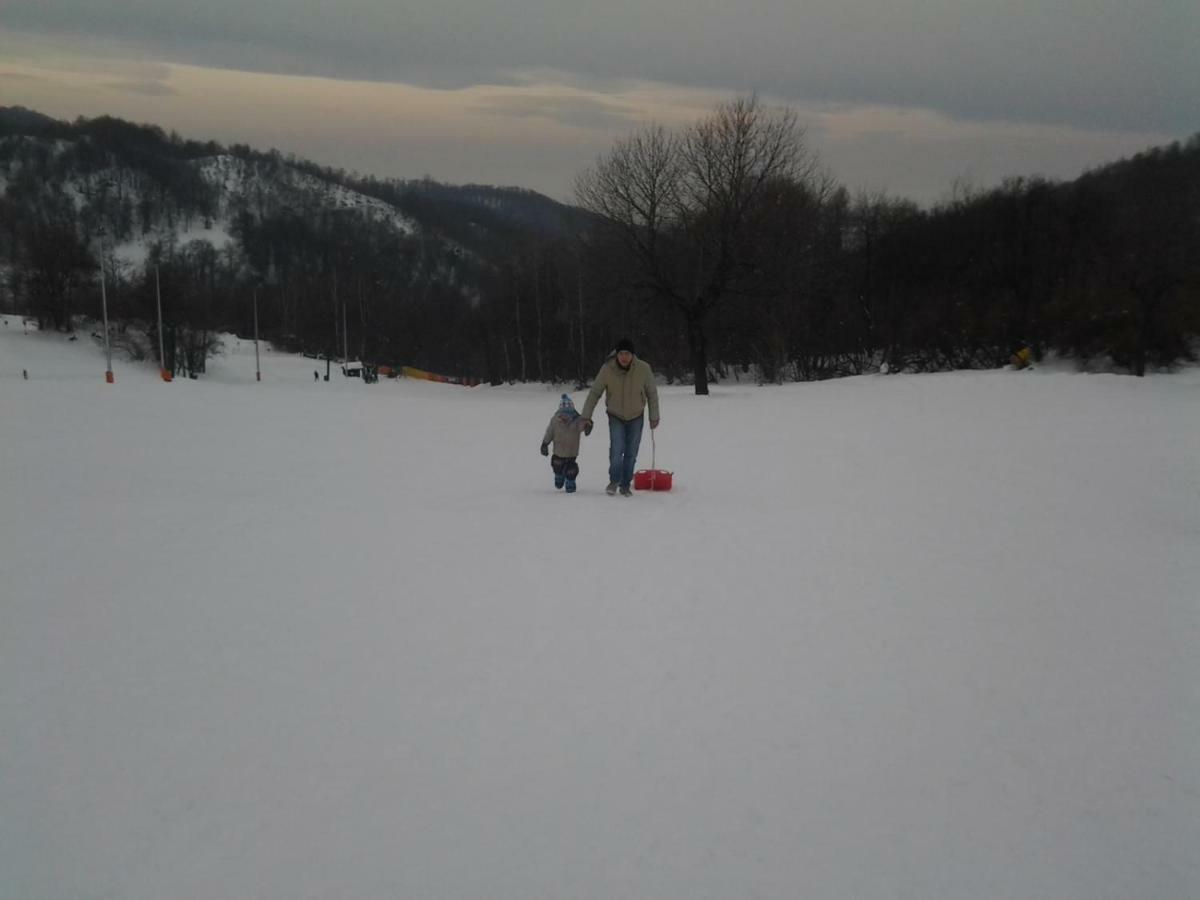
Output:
(551, 455), (579, 491)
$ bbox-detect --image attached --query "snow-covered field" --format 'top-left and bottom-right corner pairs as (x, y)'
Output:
(2, 316), (1198, 900)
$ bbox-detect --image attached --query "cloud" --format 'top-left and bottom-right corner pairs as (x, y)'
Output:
(0, 25), (1181, 207)
(108, 79), (177, 97)
(471, 93), (639, 131)
(805, 104), (1176, 205)
(3, 1), (1197, 135)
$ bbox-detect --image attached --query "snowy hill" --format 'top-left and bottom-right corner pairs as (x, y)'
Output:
(0, 109), (578, 272)
(0, 110), (592, 376)
(0, 135), (419, 267)
(2, 320), (1198, 899)
(195, 154), (418, 235)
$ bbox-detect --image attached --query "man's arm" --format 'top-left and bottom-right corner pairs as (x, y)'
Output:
(580, 366), (608, 421)
(644, 365), (660, 426)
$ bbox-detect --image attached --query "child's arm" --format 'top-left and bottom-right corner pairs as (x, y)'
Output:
(541, 418), (556, 454)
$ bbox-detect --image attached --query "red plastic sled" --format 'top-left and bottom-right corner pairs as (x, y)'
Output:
(633, 432), (672, 494)
(634, 430), (672, 490)
(633, 468), (673, 491)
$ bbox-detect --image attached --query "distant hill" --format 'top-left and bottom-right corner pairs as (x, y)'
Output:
(0, 106), (60, 133)
(0, 106), (588, 258)
(0, 107), (601, 380)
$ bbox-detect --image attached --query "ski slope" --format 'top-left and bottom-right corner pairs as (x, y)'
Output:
(2, 316), (1197, 899)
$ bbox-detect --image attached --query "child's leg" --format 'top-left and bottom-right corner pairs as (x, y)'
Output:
(550, 455), (566, 489)
(563, 458), (579, 493)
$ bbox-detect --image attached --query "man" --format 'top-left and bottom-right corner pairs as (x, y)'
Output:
(580, 338), (660, 496)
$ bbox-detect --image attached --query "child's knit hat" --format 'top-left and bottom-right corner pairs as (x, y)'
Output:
(558, 393), (578, 416)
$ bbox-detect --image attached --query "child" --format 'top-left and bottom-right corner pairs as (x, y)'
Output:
(540, 394), (591, 493)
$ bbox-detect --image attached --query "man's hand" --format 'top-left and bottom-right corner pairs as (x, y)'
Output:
(581, 417), (593, 435)
(650, 418), (660, 430)
(540, 443), (549, 456)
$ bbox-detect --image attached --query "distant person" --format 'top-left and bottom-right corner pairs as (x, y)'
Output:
(23, 369), (28, 380)
(1010, 341), (1033, 370)
(580, 338), (660, 497)
(314, 370), (319, 381)
(540, 393), (591, 494)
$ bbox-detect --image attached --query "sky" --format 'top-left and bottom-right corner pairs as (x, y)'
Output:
(1, 1), (1195, 205)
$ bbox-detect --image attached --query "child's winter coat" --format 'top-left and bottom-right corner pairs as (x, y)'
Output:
(542, 395), (589, 457)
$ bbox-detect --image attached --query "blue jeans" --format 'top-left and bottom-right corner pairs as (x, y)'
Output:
(608, 415), (644, 488)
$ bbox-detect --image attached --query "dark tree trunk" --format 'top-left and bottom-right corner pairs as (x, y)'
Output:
(687, 311), (709, 395)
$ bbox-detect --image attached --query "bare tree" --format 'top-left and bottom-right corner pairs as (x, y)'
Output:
(576, 95), (819, 393)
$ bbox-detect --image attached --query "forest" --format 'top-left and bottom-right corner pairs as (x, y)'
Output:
(2, 103), (1196, 386)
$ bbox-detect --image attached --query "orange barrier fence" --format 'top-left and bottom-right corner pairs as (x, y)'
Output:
(400, 366), (480, 386)
(401, 366), (450, 383)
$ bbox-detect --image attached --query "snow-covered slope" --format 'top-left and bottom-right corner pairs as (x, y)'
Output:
(196, 154), (418, 234)
(0, 136), (419, 269)
(2, 318), (1197, 900)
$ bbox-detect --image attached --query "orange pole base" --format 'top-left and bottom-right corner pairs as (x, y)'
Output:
(105, 370), (115, 384)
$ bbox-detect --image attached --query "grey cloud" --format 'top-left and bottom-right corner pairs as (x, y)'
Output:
(471, 94), (639, 131)
(816, 122), (1178, 207)
(108, 79), (177, 97)
(4, 1), (1198, 134)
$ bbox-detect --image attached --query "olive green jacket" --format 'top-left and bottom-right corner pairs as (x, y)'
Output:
(581, 355), (661, 423)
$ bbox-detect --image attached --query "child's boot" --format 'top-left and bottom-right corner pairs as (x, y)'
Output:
(565, 478), (577, 493)
(554, 473), (565, 489)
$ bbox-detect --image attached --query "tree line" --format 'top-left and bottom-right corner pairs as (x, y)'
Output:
(1, 104), (1196, 386)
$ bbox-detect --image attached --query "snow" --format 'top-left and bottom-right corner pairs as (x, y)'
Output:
(110, 221), (236, 268)
(196, 154), (419, 235)
(0, 140), (418, 274)
(2, 315), (1198, 900)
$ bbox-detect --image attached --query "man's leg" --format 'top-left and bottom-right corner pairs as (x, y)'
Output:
(607, 416), (623, 491)
(620, 416), (645, 489)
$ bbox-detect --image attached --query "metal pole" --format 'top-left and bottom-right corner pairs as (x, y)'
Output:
(155, 266), (170, 381)
(253, 289), (261, 381)
(99, 244), (114, 383)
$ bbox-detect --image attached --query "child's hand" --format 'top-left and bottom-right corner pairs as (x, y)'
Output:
(540, 442), (549, 456)
(582, 418), (593, 436)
